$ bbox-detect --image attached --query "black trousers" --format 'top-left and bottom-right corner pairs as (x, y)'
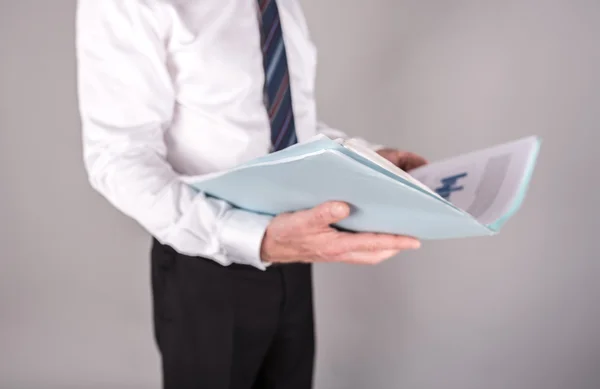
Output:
(150, 240), (315, 389)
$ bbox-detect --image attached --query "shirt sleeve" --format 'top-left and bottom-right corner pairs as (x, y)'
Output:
(75, 0), (272, 270)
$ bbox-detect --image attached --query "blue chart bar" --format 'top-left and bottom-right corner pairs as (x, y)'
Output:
(435, 172), (468, 200)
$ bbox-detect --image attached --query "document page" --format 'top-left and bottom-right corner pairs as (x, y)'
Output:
(409, 136), (540, 225)
(341, 138), (443, 198)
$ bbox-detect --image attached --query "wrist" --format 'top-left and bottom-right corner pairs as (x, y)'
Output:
(259, 227), (276, 263)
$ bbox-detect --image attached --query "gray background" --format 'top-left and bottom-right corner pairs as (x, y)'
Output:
(1, 0), (599, 388)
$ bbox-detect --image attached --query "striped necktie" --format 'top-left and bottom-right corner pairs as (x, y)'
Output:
(257, 0), (298, 151)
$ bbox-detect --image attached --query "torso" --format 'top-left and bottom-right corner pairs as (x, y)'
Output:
(157, 0), (320, 175)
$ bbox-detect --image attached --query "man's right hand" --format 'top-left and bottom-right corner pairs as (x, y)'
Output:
(260, 201), (421, 265)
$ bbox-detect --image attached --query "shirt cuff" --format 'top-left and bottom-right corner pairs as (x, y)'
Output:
(218, 208), (273, 270)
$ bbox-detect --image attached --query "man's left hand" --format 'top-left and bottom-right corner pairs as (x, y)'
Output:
(376, 148), (428, 172)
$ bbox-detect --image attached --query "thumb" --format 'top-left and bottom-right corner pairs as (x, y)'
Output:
(296, 201), (351, 229)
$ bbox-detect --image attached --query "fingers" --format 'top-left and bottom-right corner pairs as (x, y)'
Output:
(331, 249), (402, 265)
(280, 202), (421, 267)
(332, 232), (421, 253)
(400, 152), (428, 171)
(377, 149), (428, 172)
(314, 232), (420, 265)
(293, 201), (351, 229)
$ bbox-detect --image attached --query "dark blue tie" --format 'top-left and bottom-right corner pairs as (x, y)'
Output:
(257, 0), (298, 151)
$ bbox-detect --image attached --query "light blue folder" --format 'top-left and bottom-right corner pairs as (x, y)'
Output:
(185, 136), (540, 240)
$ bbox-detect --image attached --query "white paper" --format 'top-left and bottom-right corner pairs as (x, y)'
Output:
(409, 136), (539, 225)
(340, 138), (443, 198)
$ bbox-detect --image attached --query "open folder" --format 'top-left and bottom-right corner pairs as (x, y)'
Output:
(182, 135), (541, 239)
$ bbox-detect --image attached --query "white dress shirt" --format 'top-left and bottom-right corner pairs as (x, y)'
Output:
(75, 0), (380, 269)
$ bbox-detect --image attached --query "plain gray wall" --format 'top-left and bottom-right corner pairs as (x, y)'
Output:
(1, 0), (599, 388)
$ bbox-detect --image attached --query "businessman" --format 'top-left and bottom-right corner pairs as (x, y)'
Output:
(75, 1), (426, 388)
